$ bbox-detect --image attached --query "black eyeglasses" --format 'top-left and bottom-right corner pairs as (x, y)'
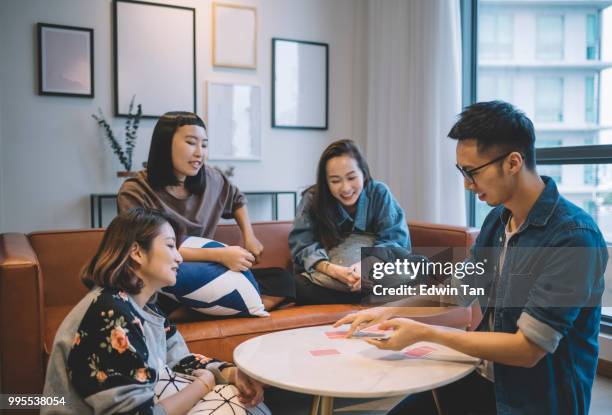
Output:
(455, 152), (516, 184)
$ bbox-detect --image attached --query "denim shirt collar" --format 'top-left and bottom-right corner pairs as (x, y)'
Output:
(337, 186), (369, 232)
(498, 176), (560, 231)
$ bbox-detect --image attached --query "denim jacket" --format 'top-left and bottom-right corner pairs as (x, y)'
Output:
(289, 180), (410, 273)
(459, 177), (607, 415)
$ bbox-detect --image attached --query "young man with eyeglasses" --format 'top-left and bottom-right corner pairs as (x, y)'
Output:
(335, 101), (608, 414)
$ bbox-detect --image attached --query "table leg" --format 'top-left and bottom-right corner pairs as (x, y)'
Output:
(432, 389), (444, 415)
(319, 396), (334, 415)
(309, 395), (321, 415)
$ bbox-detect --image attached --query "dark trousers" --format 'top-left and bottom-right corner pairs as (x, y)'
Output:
(294, 273), (363, 305)
(389, 371), (496, 415)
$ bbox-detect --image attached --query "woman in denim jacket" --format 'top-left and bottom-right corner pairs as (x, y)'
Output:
(289, 139), (411, 304)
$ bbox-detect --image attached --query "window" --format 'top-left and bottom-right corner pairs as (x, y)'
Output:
(584, 164), (597, 185)
(587, 14), (599, 60)
(534, 163), (612, 237)
(535, 77), (564, 122)
(585, 76), (597, 123)
(536, 138), (562, 148)
(540, 165), (562, 183)
(479, 12), (513, 60)
(478, 73), (513, 102)
(537, 139), (563, 183)
(536, 15), (564, 60)
(474, 199), (493, 227)
(469, 0), (612, 337)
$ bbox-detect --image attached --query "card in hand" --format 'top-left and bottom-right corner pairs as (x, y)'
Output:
(324, 330), (349, 339)
(352, 330), (392, 340)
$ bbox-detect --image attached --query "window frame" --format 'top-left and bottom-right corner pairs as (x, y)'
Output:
(463, 0), (612, 323)
(463, 0), (612, 226)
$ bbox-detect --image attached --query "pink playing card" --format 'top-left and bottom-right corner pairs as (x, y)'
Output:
(404, 346), (436, 357)
(324, 330), (349, 339)
(310, 348), (341, 356)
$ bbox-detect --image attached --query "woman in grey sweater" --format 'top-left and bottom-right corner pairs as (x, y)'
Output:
(43, 208), (264, 414)
(117, 111), (294, 310)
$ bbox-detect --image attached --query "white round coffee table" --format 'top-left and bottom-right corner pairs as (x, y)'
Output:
(234, 324), (479, 415)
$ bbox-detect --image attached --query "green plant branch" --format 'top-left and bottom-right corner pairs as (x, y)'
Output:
(92, 96), (142, 171)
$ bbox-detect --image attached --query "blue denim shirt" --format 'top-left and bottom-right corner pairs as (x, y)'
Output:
(459, 177), (607, 414)
(289, 180), (410, 273)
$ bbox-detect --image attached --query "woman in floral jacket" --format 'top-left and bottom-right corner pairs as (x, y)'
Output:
(43, 208), (264, 414)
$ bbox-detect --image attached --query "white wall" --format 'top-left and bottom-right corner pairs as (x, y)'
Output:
(0, 0), (365, 232)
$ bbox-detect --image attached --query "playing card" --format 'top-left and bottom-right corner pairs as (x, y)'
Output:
(324, 330), (349, 339)
(404, 345), (437, 357)
(309, 348), (341, 356)
(351, 330), (392, 340)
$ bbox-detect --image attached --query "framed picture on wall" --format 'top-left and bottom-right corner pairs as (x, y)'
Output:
(37, 23), (94, 97)
(113, 0), (196, 118)
(272, 38), (328, 130)
(206, 82), (261, 160)
(212, 3), (257, 69)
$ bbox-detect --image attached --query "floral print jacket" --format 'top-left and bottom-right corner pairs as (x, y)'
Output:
(43, 287), (231, 415)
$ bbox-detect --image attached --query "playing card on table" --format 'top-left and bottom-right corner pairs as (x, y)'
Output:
(404, 345), (437, 357)
(309, 348), (341, 357)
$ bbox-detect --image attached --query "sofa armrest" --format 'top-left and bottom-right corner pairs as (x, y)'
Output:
(0, 233), (45, 393)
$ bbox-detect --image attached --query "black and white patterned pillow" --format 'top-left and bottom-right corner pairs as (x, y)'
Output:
(155, 366), (270, 415)
(162, 237), (268, 317)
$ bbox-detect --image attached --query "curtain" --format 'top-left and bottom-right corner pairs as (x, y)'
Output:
(363, 0), (466, 225)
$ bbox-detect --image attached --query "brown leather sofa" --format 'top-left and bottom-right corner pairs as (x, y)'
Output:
(0, 220), (479, 395)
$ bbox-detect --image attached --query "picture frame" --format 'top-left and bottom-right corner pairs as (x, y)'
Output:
(272, 37), (328, 130)
(113, 0), (196, 118)
(212, 3), (257, 69)
(37, 23), (94, 97)
(206, 82), (261, 160)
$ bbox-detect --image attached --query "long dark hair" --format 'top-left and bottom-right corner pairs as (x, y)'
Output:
(310, 139), (372, 249)
(147, 111), (207, 194)
(81, 208), (180, 294)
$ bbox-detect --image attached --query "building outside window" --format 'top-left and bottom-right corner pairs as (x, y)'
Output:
(473, 0), (612, 313)
(587, 14), (599, 60)
(479, 12), (513, 60)
(536, 15), (565, 60)
(586, 75), (597, 123)
(584, 164), (598, 185)
(535, 77), (564, 122)
(478, 73), (513, 102)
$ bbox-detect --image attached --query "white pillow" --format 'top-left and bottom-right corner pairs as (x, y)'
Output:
(155, 366), (270, 415)
(161, 237), (268, 317)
